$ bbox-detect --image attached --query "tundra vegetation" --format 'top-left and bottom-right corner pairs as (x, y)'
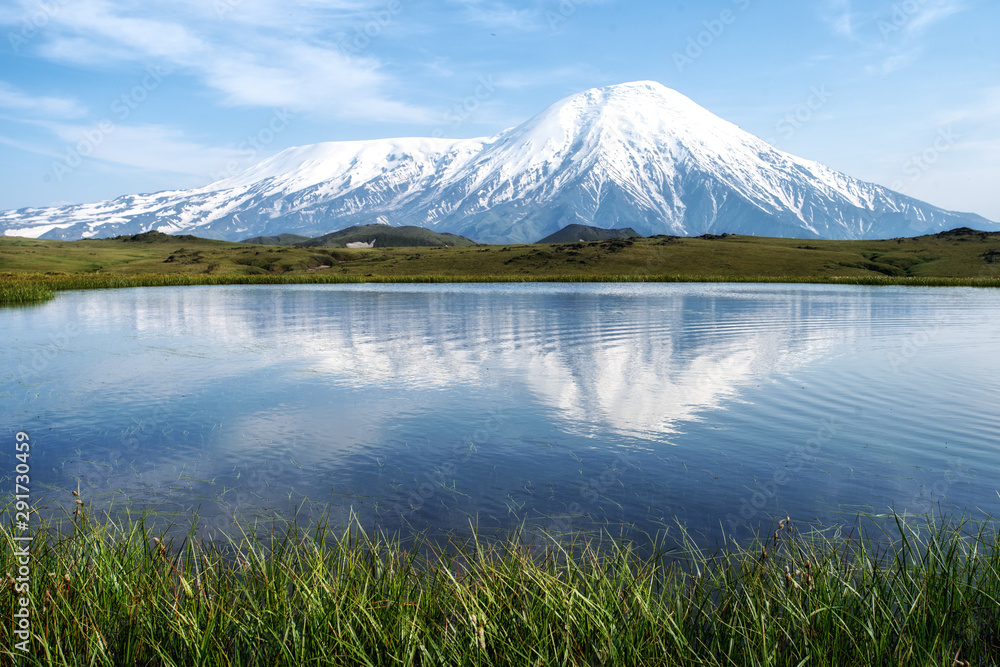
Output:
(1, 227), (999, 305)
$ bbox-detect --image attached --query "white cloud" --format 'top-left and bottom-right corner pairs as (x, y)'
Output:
(0, 133), (65, 159)
(896, 0), (964, 39)
(43, 121), (245, 176)
(451, 0), (542, 32)
(444, 0), (613, 33)
(823, 0), (855, 39)
(822, 0), (967, 77)
(201, 42), (433, 122)
(866, 48), (920, 76)
(0, 81), (87, 118)
(5, 0), (431, 122)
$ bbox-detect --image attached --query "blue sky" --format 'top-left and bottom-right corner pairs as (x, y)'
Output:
(1, 0), (998, 221)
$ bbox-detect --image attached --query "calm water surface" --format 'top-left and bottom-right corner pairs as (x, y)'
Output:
(2, 283), (998, 546)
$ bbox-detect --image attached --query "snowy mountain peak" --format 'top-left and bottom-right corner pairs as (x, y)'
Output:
(542, 81), (708, 123)
(501, 81), (715, 155)
(534, 81), (756, 148)
(1, 81), (996, 243)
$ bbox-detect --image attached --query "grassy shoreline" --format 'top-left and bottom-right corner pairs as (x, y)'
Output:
(3, 506), (999, 665)
(4, 272), (1000, 307)
(3, 229), (1000, 305)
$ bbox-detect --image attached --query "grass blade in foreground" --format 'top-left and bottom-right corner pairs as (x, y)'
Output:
(2, 506), (999, 666)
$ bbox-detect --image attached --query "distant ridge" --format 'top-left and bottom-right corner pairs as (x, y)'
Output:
(241, 233), (312, 245)
(537, 224), (642, 244)
(295, 224), (477, 248)
(112, 230), (205, 243)
(923, 227), (1000, 240)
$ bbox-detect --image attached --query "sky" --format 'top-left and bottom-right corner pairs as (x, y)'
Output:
(1, 0), (998, 221)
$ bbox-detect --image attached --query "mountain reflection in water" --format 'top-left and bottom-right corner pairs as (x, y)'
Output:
(3, 283), (997, 547)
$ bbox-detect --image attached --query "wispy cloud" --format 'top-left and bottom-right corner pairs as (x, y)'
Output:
(447, 0), (544, 32)
(822, 0), (855, 39)
(821, 0), (966, 77)
(0, 115), (248, 181)
(4, 0), (431, 122)
(932, 86), (1000, 126)
(444, 0), (613, 33)
(822, 0), (964, 42)
(200, 44), (433, 122)
(894, 0), (964, 39)
(865, 48), (921, 76)
(0, 82), (87, 118)
(42, 120), (246, 176)
(0, 133), (64, 160)
(870, 0), (964, 75)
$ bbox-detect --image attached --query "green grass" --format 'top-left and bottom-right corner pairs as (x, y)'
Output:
(0, 281), (55, 305)
(3, 503), (999, 666)
(2, 229), (999, 305)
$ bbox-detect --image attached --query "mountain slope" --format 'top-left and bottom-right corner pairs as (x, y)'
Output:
(1, 81), (996, 242)
(537, 224), (642, 243)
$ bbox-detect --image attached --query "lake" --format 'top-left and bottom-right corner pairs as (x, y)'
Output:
(3, 283), (998, 548)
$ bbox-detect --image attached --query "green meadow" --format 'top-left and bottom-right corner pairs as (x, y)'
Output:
(2, 227), (1000, 304)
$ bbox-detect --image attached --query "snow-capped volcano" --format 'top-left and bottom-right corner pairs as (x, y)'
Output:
(2, 81), (995, 242)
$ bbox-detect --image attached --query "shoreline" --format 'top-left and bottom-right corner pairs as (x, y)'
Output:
(2, 230), (999, 305)
(4, 272), (1000, 306)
